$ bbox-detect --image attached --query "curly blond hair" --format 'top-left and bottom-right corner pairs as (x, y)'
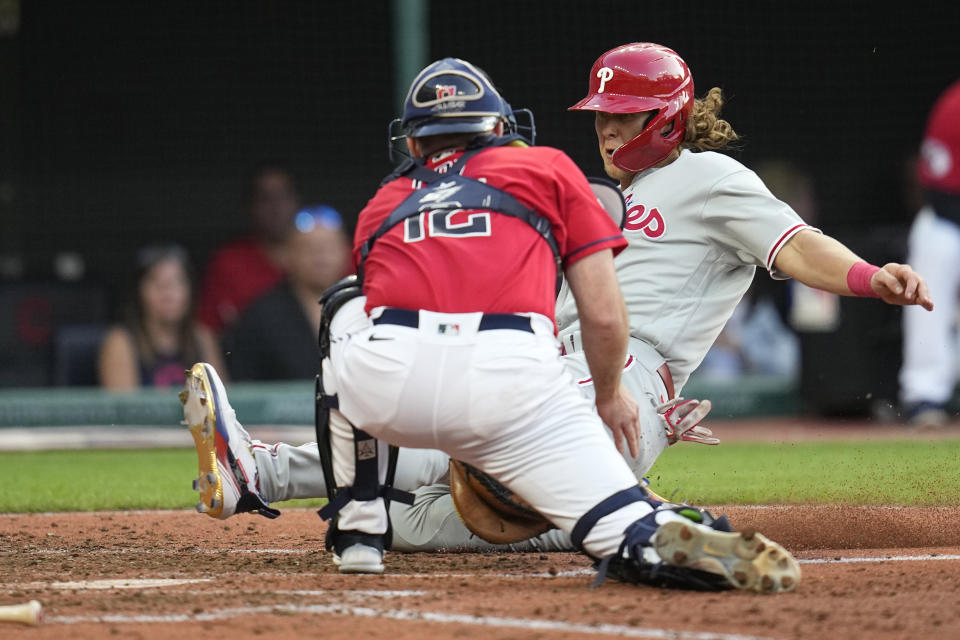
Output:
(681, 87), (739, 152)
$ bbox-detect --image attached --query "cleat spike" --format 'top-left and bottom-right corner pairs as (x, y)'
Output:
(211, 498), (222, 509)
(648, 520), (800, 593)
(207, 472), (217, 484)
(192, 478), (201, 491)
(196, 501), (209, 513)
(178, 389), (189, 405)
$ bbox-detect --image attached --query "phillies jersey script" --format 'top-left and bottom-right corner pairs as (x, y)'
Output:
(556, 149), (814, 391)
(355, 144), (627, 320)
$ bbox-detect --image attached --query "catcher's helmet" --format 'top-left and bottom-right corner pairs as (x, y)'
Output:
(401, 57), (508, 138)
(570, 43), (694, 173)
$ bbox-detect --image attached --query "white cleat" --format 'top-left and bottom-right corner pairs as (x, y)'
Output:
(181, 363), (278, 520)
(653, 521), (801, 593)
(336, 543), (385, 574)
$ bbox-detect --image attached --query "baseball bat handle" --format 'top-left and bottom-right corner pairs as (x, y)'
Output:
(0, 600), (43, 625)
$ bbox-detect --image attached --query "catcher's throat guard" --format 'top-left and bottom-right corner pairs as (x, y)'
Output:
(448, 459), (555, 544)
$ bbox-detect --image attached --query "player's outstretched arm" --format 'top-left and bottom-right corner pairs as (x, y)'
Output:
(564, 249), (640, 457)
(772, 229), (934, 310)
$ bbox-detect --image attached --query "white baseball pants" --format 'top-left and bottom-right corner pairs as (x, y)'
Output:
(321, 297), (654, 558)
(899, 208), (960, 406)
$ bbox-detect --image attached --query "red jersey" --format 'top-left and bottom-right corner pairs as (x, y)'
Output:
(354, 144), (627, 321)
(196, 237), (284, 332)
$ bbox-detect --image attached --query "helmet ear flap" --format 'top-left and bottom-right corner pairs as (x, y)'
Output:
(611, 102), (686, 173)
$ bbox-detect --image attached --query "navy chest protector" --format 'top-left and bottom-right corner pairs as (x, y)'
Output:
(359, 135), (563, 294)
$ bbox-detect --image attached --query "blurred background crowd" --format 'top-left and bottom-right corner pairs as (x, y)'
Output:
(1, 1), (958, 424)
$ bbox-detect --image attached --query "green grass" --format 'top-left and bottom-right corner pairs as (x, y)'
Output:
(1, 440), (958, 512)
(646, 440), (960, 505)
(0, 449), (325, 513)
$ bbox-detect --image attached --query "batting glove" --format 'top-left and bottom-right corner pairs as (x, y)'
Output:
(657, 397), (719, 446)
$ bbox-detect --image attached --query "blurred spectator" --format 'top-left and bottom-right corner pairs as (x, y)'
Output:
(98, 244), (216, 390)
(899, 79), (960, 427)
(196, 163), (302, 335)
(224, 205), (351, 381)
(697, 292), (800, 380)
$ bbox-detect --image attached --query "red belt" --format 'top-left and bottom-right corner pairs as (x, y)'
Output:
(657, 363), (675, 400)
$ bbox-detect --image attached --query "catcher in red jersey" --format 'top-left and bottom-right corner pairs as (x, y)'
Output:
(181, 56), (801, 591)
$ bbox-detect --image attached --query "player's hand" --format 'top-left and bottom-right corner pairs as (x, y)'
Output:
(596, 384), (640, 458)
(871, 263), (934, 311)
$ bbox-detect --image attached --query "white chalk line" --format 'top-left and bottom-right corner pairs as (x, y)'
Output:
(46, 602), (778, 640)
(799, 554), (960, 564)
(24, 547), (314, 555)
(14, 578), (211, 591)
(13, 546), (960, 567)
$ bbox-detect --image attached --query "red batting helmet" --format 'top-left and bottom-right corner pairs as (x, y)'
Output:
(918, 79), (960, 195)
(570, 43), (694, 173)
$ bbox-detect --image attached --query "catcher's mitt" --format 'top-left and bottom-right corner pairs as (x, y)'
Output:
(448, 459), (555, 544)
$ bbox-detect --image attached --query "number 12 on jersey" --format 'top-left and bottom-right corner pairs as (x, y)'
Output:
(404, 210), (492, 243)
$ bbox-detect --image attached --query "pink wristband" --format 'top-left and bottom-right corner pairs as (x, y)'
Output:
(846, 261), (881, 297)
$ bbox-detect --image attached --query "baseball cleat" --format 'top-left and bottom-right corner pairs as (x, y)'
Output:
(652, 521), (800, 593)
(335, 543), (385, 574)
(182, 363), (279, 520)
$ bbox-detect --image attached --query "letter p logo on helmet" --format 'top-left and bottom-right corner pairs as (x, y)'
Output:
(596, 67), (614, 93)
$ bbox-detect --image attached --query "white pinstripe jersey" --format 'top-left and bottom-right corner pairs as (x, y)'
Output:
(556, 149), (815, 392)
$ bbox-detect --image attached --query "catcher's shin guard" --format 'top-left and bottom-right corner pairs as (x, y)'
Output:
(314, 272), (365, 504)
(570, 485), (655, 557)
(313, 275), (413, 553)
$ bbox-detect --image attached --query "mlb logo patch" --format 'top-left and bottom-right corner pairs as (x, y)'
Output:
(438, 323), (461, 336)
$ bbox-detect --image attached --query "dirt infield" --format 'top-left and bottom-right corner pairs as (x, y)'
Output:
(1, 506), (959, 640)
